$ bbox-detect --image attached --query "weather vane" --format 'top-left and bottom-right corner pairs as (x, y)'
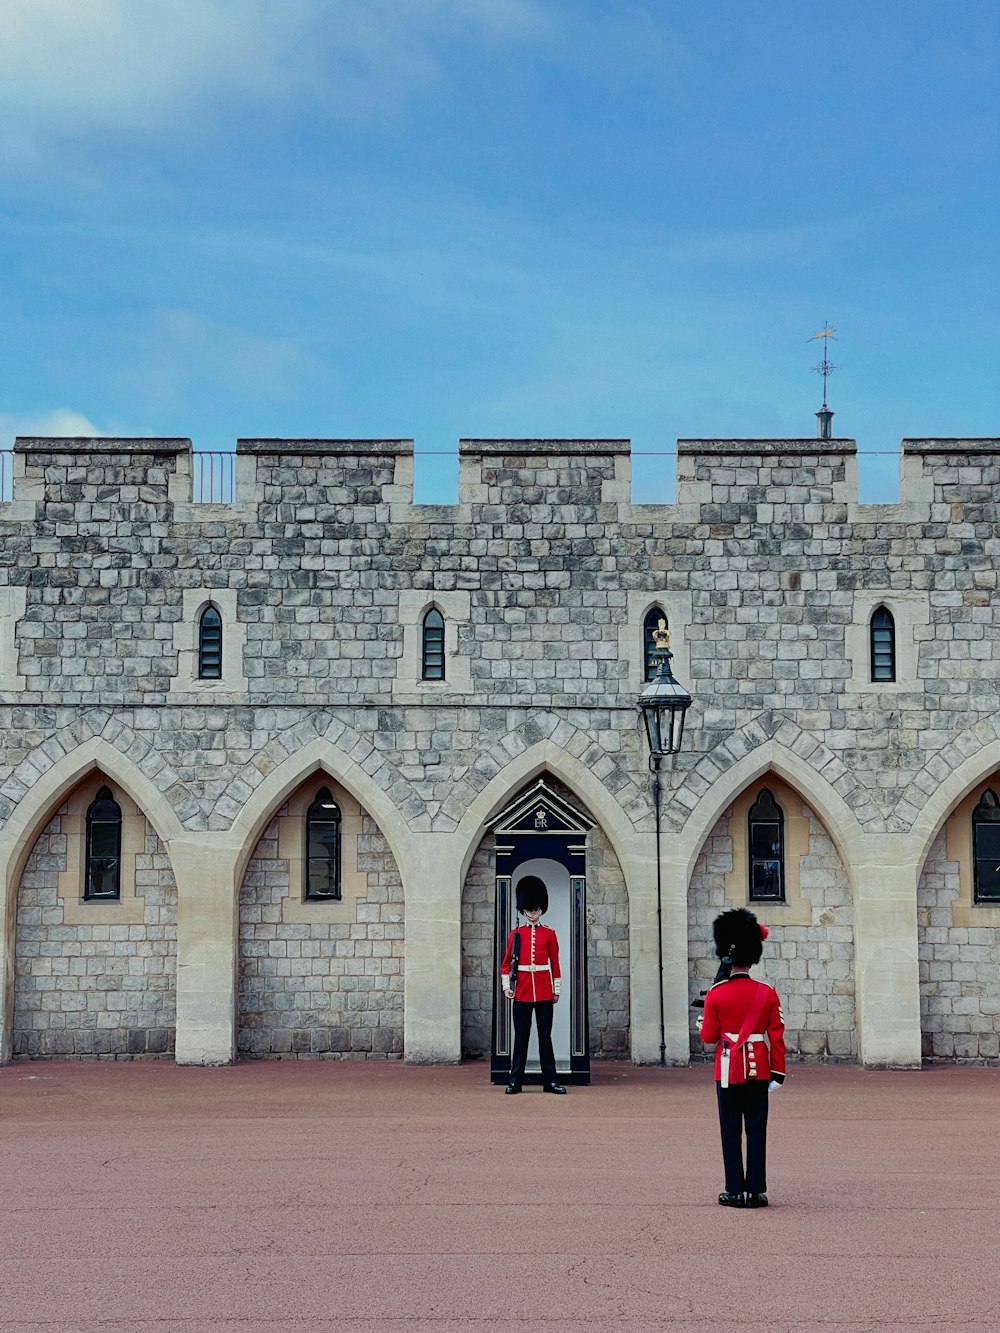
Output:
(808, 323), (840, 409)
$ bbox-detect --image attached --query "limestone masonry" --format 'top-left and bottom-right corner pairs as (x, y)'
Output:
(1, 434), (999, 1069)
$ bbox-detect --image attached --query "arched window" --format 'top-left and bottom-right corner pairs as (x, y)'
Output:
(85, 785), (122, 900)
(870, 607), (895, 683)
(643, 608), (667, 681)
(422, 607), (445, 681)
(748, 787), (785, 902)
(973, 789), (1000, 903)
(198, 605), (223, 680)
(305, 788), (342, 901)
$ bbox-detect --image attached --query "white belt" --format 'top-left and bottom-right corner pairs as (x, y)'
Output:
(518, 964), (551, 973)
(720, 1034), (766, 1089)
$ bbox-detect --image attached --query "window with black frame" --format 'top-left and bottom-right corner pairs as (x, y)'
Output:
(85, 785), (122, 900)
(748, 787), (785, 902)
(305, 788), (342, 901)
(422, 607), (445, 681)
(972, 789), (1000, 903)
(199, 604), (223, 680)
(643, 607), (667, 681)
(870, 607), (895, 682)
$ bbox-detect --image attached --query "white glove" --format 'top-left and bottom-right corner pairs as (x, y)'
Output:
(767, 1079), (782, 1094)
(503, 988), (513, 1001)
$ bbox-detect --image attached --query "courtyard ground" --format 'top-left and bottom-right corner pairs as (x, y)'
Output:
(0, 1059), (997, 1332)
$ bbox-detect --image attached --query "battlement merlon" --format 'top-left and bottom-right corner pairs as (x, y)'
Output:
(11, 437), (192, 509)
(233, 439), (415, 508)
(896, 439), (1000, 514)
(457, 438), (631, 506)
(674, 438), (858, 510)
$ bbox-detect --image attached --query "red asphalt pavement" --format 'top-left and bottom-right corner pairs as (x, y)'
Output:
(1, 1059), (998, 1332)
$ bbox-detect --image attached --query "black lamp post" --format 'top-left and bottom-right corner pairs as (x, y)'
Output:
(637, 621), (692, 1065)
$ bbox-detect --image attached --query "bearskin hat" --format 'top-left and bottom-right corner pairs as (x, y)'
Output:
(712, 907), (766, 968)
(516, 875), (548, 914)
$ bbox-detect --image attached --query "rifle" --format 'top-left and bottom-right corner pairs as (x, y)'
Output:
(507, 928), (521, 996)
(691, 955), (732, 1008)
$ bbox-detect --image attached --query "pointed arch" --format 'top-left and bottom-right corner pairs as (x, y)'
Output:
(437, 712), (644, 837)
(906, 737), (1000, 881)
(452, 739), (639, 892)
(1, 736), (186, 887)
(671, 739), (866, 892)
(226, 736), (412, 891)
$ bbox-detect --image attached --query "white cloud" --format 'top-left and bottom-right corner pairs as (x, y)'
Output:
(0, 408), (106, 447)
(0, 0), (550, 165)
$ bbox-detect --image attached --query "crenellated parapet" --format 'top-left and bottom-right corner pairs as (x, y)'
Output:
(5, 434), (999, 519)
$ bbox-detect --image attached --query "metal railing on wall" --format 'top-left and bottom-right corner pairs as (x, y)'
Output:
(0, 452), (12, 502)
(193, 452), (235, 504)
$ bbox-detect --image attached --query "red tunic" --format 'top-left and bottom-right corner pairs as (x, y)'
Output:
(500, 923), (561, 1002)
(699, 973), (786, 1086)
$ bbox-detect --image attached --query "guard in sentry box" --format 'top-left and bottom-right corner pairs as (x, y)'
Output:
(500, 875), (566, 1096)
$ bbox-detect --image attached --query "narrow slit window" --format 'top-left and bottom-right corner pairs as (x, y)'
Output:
(748, 787), (785, 903)
(422, 608), (445, 681)
(306, 788), (342, 901)
(973, 789), (1000, 904)
(643, 608), (667, 681)
(85, 785), (122, 901)
(199, 605), (223, 680)
(870, 607), (896, 683)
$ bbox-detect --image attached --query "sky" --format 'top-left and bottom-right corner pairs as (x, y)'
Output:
(0, 0), (997, 503)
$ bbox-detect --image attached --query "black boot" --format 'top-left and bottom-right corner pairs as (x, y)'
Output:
(505, 1082), (521, 1095)
(543, 1082), (567, 1094)
(718, 1192), (745, 1208)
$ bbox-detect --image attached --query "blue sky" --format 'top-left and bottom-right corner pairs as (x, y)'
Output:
(1, 0), (997, 502)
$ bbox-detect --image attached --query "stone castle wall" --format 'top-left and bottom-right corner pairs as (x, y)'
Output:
(1, 433), (1000, 1067)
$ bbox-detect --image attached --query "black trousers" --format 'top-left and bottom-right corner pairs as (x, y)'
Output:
(716, 1080), (769, 1194)
(509, 1000), (557, 1086)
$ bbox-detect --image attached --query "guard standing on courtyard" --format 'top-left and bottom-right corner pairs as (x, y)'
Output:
(698, 908), (785, 1208)
(501, 876), (566, 1095)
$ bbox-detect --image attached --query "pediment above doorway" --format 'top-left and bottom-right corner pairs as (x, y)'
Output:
(483, 777), (596, 839)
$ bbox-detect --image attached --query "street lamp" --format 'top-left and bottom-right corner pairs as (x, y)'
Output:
(638, 621), (692, 768)
(637, 621), (692, 1065)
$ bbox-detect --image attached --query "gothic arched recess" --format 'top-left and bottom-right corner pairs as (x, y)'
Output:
(236, 769), (405, 1059)
(1, 740), (185, 1063)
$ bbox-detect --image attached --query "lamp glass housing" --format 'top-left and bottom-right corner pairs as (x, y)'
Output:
(638, 649), (692, 763)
